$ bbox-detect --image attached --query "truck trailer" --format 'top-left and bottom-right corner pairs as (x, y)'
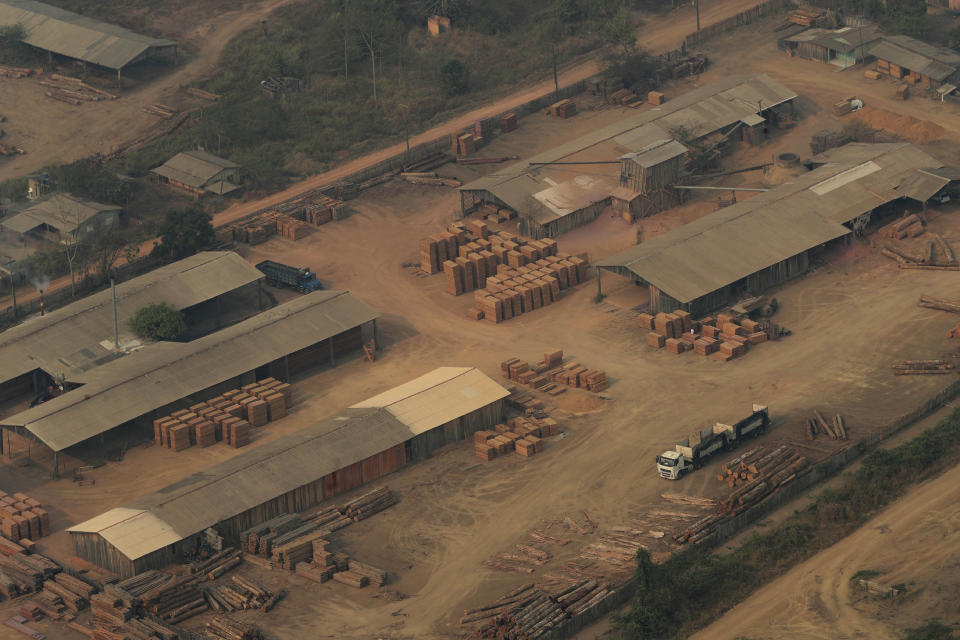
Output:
(255, 260), (323, 293)
(656, 404), (769, 480)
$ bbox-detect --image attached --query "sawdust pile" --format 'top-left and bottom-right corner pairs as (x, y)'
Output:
(850, 106), (947, 143)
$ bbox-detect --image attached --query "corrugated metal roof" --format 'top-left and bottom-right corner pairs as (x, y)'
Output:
(598, 143), (954, 303)
(69, 367), (506, 561)
(0, 252), (263, 386)
(351, 367), (510, 435)
(0, 0), (176, 70)
(151, 151), (240, 189)
(869, 35), (960, 81)
(3, 194), (119, 234)
(3, 290), (380, 452)
(460, 75), (796, 225)
(784, 26), (882, 52)
(621, 139), (688, 168)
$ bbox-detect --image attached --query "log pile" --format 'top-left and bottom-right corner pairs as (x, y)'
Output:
(140, 574), (208, 623)
(340, 487), (398, 521)
(878, 214), (924, 240)
(806, 410), (849, 440)
(891, 359), (956, 375)
(203, 576), (273, 612)
(203, 616), (262, 640)
(152, 378), (292, 452)
(881, 240), (958, 270)
(0, 490), (51, 542)
(640, 311), (769, 362)
(0, 552), (59, 592)
(90, 591), (134, 628)
(44, 572), (94, 612)
(143, 104), (177, 118)
(485, 545), (552, 573)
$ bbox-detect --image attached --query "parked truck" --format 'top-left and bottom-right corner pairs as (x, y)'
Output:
(656, 404), (769, 480)
(255, 260), (323, 293)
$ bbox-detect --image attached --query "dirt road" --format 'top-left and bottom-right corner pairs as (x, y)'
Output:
(207, 0), (767, 228)
(0, 0), (295, 180)
(691, 459), (960, 640)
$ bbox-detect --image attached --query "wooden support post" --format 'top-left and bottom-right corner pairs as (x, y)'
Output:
(596, 268), (603, 298)
(52, 451), (59, 480)
(215, 296), (222, 328)
(372, 319), (379, 350)
(284, 355), (290, 381)
(258, 279), (263, 310)
(329, 338), (336, 366)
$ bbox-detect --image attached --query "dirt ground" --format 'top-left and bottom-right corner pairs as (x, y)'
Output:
(4, 9), (960, 640)
(0, 0), (296, 181)
(690, 459), (960, 640)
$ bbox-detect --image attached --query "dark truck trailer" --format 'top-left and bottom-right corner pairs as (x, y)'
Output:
(256, 260), (323, 293)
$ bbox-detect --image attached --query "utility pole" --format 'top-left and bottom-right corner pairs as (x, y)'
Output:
(695, 0), (701, 44)
(111, 279), (119, 349)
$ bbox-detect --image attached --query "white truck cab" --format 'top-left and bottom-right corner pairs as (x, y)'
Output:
(656, 450), (691, 480)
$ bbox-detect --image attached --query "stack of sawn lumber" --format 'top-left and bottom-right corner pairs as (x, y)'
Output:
(501, 351), (608, 394)
(203, 616), (262, 640)
(473, 416), (556, 461)
(0, 490), (51, 542)
(152, 378), (291, 452)
(0, 551), (60, 598)
(295, 538), (387, 589)
(639, 310), (768, 362)
(43, 571), (95, 612)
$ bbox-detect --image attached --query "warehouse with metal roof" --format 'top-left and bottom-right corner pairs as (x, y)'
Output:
(870, 34), (960, 88)
(0, 290), (380, 470)
(0, 0), (177, 72)
(68, 367), (507, 576)
(597, 143), (958, 315)
(0, 252), (263, 407)
(459, 75), (797, 238)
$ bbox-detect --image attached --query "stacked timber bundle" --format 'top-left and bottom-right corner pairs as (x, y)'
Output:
(340, 486), (398, 521)
(116, 570), (170, 599)
(788, 8), (825, 25)
(90, 591), (134, 628)
(143, 574), (208, 624)
(44, 572), (96, 612)
(203, 616), (262, 640)
(203, 576), (274, 612)
(500, 351), (608, 394)
(549, 99), (577, 118)
(640, 311), (768, 362)
(153, 378), (291, 452)
(0, 490), (51, 542)
(273, 213), (310, 240)
(294, 539), (387, 588)
(0, 552), (59, 592)
(891, 359), (956, 375)
(270, 527), (324, 570)
(240, 514), (302, 555)
(500, 113), (518, 132)
(473, 416), (557, 462)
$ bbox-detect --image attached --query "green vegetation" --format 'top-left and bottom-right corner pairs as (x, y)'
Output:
(903, 620), (956, 640)
(151, 206), (215, 259)
(615, 406), (960, 638)
(127, 303), (186, 341)
(0, 23), (39, 66)
(850, 568), (882, 582)
(842, 0), (927, 38)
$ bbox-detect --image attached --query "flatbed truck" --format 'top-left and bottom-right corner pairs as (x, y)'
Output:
(256, 260), (323, 293)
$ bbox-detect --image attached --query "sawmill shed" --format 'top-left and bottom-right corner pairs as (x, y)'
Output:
(782, 26), (882, 68)
(870, 35), (960, 88)
(0, 0), (176, 74)
(0, 290), (380, 472)
(459, 75), (797, 238)
(0, 252), (263, 407)
(151, 151), (242, 197)
(68, 367), (507, 576)
(597, 142), (958, 314)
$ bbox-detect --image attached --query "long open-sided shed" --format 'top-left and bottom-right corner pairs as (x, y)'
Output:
(68, 367), (507, 576)
(459, 75), (797, 238)
(0, 290), (380, 470)
(597, 143), (958, 314)
(0, 0), (177, 75)
(0, 251), (263, 406)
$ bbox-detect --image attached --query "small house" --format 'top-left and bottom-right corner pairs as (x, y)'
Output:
(870, 35), (960, 89)
(2, 193), (120, 242)
(783, 26), (882, 68)
(151, 150), (241, 197)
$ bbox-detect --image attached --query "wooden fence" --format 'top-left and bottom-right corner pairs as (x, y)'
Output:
(684, 0), (791, 47)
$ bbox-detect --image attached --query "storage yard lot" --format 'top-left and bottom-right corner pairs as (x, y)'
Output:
(2, 10), (960, 640)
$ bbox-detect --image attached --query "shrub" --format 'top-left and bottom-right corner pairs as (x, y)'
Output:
(152, 206), (215, 259)
(439, 59), (469, 97)
(127, 303), (185, 341)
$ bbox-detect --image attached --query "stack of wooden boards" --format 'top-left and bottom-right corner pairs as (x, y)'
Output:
(549, 99), (577, 118)
(890, 359), (956, 375)
(419, 220), (558, 278)
(203, 616), (262, 640)
(153, 378), (292, 452)
(639, 310), (769, 362)
(501, 351), (608, 394)
(476, 201), (517, 223)
(473, 416), (558, 461)
(476, 253), (588, 323)
(804, 410), (849, 440)
(0, 491), (50, 544)
(240, 488), (398, 566)
(228, 195), (346, 245)
(295, 538), (388, 589)
(0, 548), (60, 601)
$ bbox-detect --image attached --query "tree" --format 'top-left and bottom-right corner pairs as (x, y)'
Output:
(152, 206), (215, 260)
(439, 59), (469, 97)
(84, 226), (140, 286)
(348, 0), (402, 105)
(600, 8), (637, 59)
(537, 0), (584, 97)
(127, 303), (186, 341)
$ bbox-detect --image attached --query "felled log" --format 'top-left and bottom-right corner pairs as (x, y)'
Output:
(918, 294), (960, 313)
(814, 410), (837, 439)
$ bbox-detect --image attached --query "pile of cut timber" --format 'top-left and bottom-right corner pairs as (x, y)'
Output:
(340, 486), (398, 521)
(789, 8), (824, 25)
(295, 538), (387, 588)
(608, 88), (639, 105)
(505, 387), (547, 413)
(258, 211), (310, 241)
(473, 416), (556, 461)
(43, 572), (95, 612)
(401, 171), (461, 187)
(549, 99), (577, 118)
(501, 351), (609, 394)
(143, 573), (208, 623)
(717, 445), (810, 490)
(484, 544), (552, 573)
(475, 201), (517, 223)
(878, 214), (924, 240)
(0, 491), (50, 542)
(204, 576), (274, 612)
(142, 104), (177, 118)
(0, 551), (60, 595)
(805, 410), (848, 440)
(203, 616), (262, 640)
(891, 359), (956, 375)
(639, 311), (769, 362)
(579, 531), (647, 569)
(153, 378), (291, 452)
